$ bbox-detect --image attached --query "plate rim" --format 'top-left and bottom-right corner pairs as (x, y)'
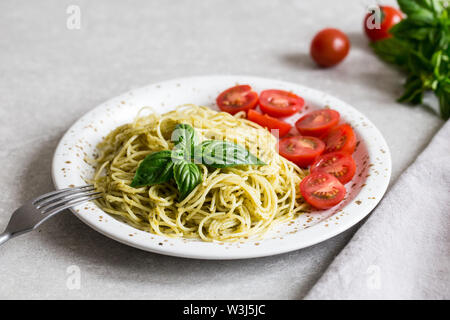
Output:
(52, 74), (392, 259)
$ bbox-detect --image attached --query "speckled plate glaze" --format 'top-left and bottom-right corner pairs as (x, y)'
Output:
(52, 75), (391, 259)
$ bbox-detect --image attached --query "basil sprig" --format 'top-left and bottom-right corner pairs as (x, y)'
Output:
(130, 124), (265, 200)
(371, 0), (450, 119)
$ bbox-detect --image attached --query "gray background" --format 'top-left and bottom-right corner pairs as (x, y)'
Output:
(0, 0), (444, 299)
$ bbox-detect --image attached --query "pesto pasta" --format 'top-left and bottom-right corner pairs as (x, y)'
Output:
(92, 105), (308, 242)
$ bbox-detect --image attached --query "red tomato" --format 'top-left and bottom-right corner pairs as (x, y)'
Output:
(364, 6), (403, 42)
(323, 124), (356, 154)
(300, 172), (346, 209)
(247, 109), (292, 137)
(295, 109), (340, 137)
(310, 152), (356, 184)
(278, 136), (325, 167)
(259, 89), (304, 117)
(216, 85), (258, 115)
(310, 28), (350, 67)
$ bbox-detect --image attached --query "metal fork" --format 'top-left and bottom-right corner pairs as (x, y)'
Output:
(0, 185), (101, 246)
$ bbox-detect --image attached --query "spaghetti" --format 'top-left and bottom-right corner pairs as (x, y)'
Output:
(92, 105), (309, 242)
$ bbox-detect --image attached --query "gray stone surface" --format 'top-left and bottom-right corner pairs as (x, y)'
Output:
(0, 0), (444, 299)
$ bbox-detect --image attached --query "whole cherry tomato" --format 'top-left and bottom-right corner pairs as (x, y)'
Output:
(364, 6), (403, 41)
(310, 28), (350, 67)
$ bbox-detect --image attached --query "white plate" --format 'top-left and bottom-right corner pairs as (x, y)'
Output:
(52, 75), (391, 259)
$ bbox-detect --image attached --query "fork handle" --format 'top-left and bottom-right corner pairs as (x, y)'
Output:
(0, 232), (11, 246)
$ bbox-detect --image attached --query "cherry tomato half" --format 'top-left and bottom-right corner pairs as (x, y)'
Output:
(295, 109), (340, 137)
(300, 172), (346, 209)
(364, 6), (403, 42)
(278, 136), (325, 168)
(310, 28), (350, 67)
(216, 85), (258, 115)
(259, 89), (305, 118)
(310, 152), (356, 184)
(323, 124), (356, 154)
(247, 109), (292, 137)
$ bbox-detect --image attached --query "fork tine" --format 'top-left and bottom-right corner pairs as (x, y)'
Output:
(32, 185), (94, 205)
(38, 190), (102, 213)
(36, 187), (99, 209)
(42, 194), (102, 217)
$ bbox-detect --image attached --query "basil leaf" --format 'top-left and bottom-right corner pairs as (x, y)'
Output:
(390, 21), (432, 40)
(408, 50), (433, 74)
(398, 75), (425, 104)
(171, 123), (198, 159)
(130, 150), (175, 188)
(370, 37), (409, 67)
(400, 0), (445, 17)
(436, 82), (450, 120)
(398, 0), (435, 16)
(407, 12), (436, 26)
(195, 140), (265, 168)
(173, 161), (202, 200)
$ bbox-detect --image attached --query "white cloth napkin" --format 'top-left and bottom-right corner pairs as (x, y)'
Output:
(305, 120), (450, 300)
